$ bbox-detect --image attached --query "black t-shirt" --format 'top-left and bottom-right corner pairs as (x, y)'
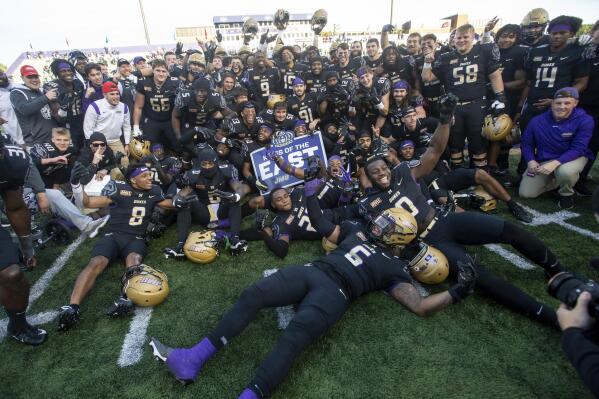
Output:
(287, 92), (319, 124)
(433, 43), (501, 101)
(524, 43), (590, 103)
(101, 181), (165, 236)
(136, 77), (179, 122)
(271, 187), (321, 241)
(313, 220), (411, 301)
(278, 62), (310, 95)
(30, 142), (75, 188)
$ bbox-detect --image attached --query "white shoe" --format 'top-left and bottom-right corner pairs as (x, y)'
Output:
(83, 215), (110, 238)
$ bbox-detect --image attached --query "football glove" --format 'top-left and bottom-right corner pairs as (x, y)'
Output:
(448, 257), (478, 303)
(106, 296), (135, 317)
(213, 189), (241, 203)
(382, 24), (395, 33)
(255, 209), (269, 231)
(70, 162), (88, 185)
(303, 155), (322, 181)
(57, 304), (81, 332)
(173, 193), (198, 208)
(438, 92), (459, 124)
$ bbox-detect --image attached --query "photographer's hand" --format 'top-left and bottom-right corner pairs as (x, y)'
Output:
(558, 291), (595, 331)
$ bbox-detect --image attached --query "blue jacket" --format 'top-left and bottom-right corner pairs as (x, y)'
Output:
(522, 107), (595, 164)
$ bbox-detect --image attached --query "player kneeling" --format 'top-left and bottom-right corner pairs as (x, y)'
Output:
(57, 165), (174, 332)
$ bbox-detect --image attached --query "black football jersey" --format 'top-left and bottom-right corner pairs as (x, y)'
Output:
(499, 44), (529, 84)
(328, 58), (363, 81)
(304, 72), (325, 94)
(185, 162), (239, 204)
(225, 117), (259, 140)
(315, 177), (354, 208)
(356, 162), (433, 227)
(140, 156), (182, 191)
(524, 43), (590, 103)
(287, 92), (319, 124)
(433, 43), (501, 101)
(278, 62), (310, 95)
(580, 43), (599, 114)
(0, 142), (30, 191)
(136, 77), (179, 122)
(313, 220), (411, 301)
(354, 77), (391, 118)
(101, 181), (165, 236)
(271, 188), (321, 241)
(391, 117), (438, 148)
(44, 79), (84, 118)
(177, 90), (225, 128)
(363, 56), (382, 69)
(382, 55), (416, 86)
(245, 67), (280, 105)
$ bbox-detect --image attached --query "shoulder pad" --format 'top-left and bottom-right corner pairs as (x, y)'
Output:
(101, 179), (118, 197)
(406, 159), (421, 168)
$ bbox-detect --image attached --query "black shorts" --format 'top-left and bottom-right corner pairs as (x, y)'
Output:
(0, 226), (20, 270)
(90, 233), (147, 263)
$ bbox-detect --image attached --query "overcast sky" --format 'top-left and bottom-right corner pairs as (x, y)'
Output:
(1, 0), (597, 65)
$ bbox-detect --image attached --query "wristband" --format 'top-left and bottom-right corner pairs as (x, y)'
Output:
(376, 102), (385, 111)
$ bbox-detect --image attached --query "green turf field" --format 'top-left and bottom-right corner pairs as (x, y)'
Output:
(1, 172), (598, 399)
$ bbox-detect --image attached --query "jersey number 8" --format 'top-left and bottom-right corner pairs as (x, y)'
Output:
(129, 206), (146, 226)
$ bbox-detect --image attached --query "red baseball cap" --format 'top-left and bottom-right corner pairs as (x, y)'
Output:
(20, 65), (39, 77)
(102, 81), (119, 94)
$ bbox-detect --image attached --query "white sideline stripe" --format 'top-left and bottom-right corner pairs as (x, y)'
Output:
(118, 307), (153, 367)
(0, 310), (59, 341)
(484, 244), (535, 270)
(29, 235), (86, 308)
(263, 268), (294, 330)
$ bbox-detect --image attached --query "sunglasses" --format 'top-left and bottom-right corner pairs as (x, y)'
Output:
(25, 75), (40, 79)
(92, 142), (106, 147)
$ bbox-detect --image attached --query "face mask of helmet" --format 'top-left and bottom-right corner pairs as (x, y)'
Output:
(369, 213), (395, 241)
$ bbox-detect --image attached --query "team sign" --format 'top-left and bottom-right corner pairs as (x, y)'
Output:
(250, 131), (328, 194)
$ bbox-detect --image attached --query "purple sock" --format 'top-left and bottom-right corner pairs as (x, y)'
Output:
(238, 388), (259, 399)
(191, 337), (217, 361)
(218, 218), (230, 228)
(215, 230), (233, 241)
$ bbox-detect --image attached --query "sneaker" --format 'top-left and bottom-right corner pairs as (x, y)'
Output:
(149, 337), (202, 385)
(164, 244), (186, 260)
(230, 239), (248, 256)
(106, 297), (134, 317)
(57, 305), (81, 332)
(509, 202), (533, 223)
(9, 323), (48, 346)
(558, 195), (574, 210)
(573, 182), (592, 197)
(83, 215), (110, 238)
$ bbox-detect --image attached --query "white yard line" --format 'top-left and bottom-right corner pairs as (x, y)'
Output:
(118, 307), (154, 367)
(484, 244), (535, 270)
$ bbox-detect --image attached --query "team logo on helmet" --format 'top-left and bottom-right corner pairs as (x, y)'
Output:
(129, 136), (152, 161)
(482, 114), (512, 142)
(122, 264), (170, 307)
(404, 243), (449, 284)
(184, 230), (220, 264)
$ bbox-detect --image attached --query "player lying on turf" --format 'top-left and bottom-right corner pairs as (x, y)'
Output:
(57, 164), (174, 332)
(150, 208), (476, 397)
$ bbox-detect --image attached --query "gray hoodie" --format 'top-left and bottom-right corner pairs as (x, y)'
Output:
(9, 83), (58, 146)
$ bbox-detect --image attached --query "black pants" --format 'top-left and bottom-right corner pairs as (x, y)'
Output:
(207, 265), (349, 398)
(424, 212), (559, 326)
(450, 100), (487, 162)
(176, 201), (241, 242)
(429, 168), (477, 199)
(143, 118), (180, 151)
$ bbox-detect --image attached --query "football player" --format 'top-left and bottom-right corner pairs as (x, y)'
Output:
(140, 143), (182, 192)
(334, 94), (564, 326)
(164, 147), (250, 258)
(133, 60), (180, 151)
(385, 106), (437, 156)
(317, 71), (353, 124)
(277, 46), (309, 96)
(45, 59), (85, 151)
(422, 24), (506, 169)
(224, 102), (260, 169)
(381, 81), (427, 139)
(57, 164), (174, 332)
(379, 45), (419, 90)
(328, 43), (363, 82)
(257, 101), (297, 133)
(520, 8), (550, 48)
(243, 52), (280, 108)
(0, 138), (48, 345)
(286, 78), (319, 129)
(353, 66), (390, 131)
(150, 211), (474, 397)
(304, 56), (325, 94)
(414, 34), (447, 118)
(363, 38), (382, 69)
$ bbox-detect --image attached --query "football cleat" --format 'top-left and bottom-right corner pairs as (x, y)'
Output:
(105, 297), (134, 317)
(230, 239), (248, 256)
(149, 337), (196, 385)
(509, 202), (533, 223)
(10, 323), (48, 346)
(164, 245), (186, 260)
(57, 305), (81, 332)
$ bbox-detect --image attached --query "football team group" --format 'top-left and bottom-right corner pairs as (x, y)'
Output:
(0, 7), (598, 398)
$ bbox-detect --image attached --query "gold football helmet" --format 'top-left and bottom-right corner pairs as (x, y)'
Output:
(405, 243), (449, 284)
(482, 114), (512, 142)
(129, 136), (151, 161)
(369, 207), (418, 246)
(184, 230), (220, 264)
(122, 264), (170, 307)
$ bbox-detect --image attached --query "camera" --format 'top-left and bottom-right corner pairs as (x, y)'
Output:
(548, 272), (599, 318)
